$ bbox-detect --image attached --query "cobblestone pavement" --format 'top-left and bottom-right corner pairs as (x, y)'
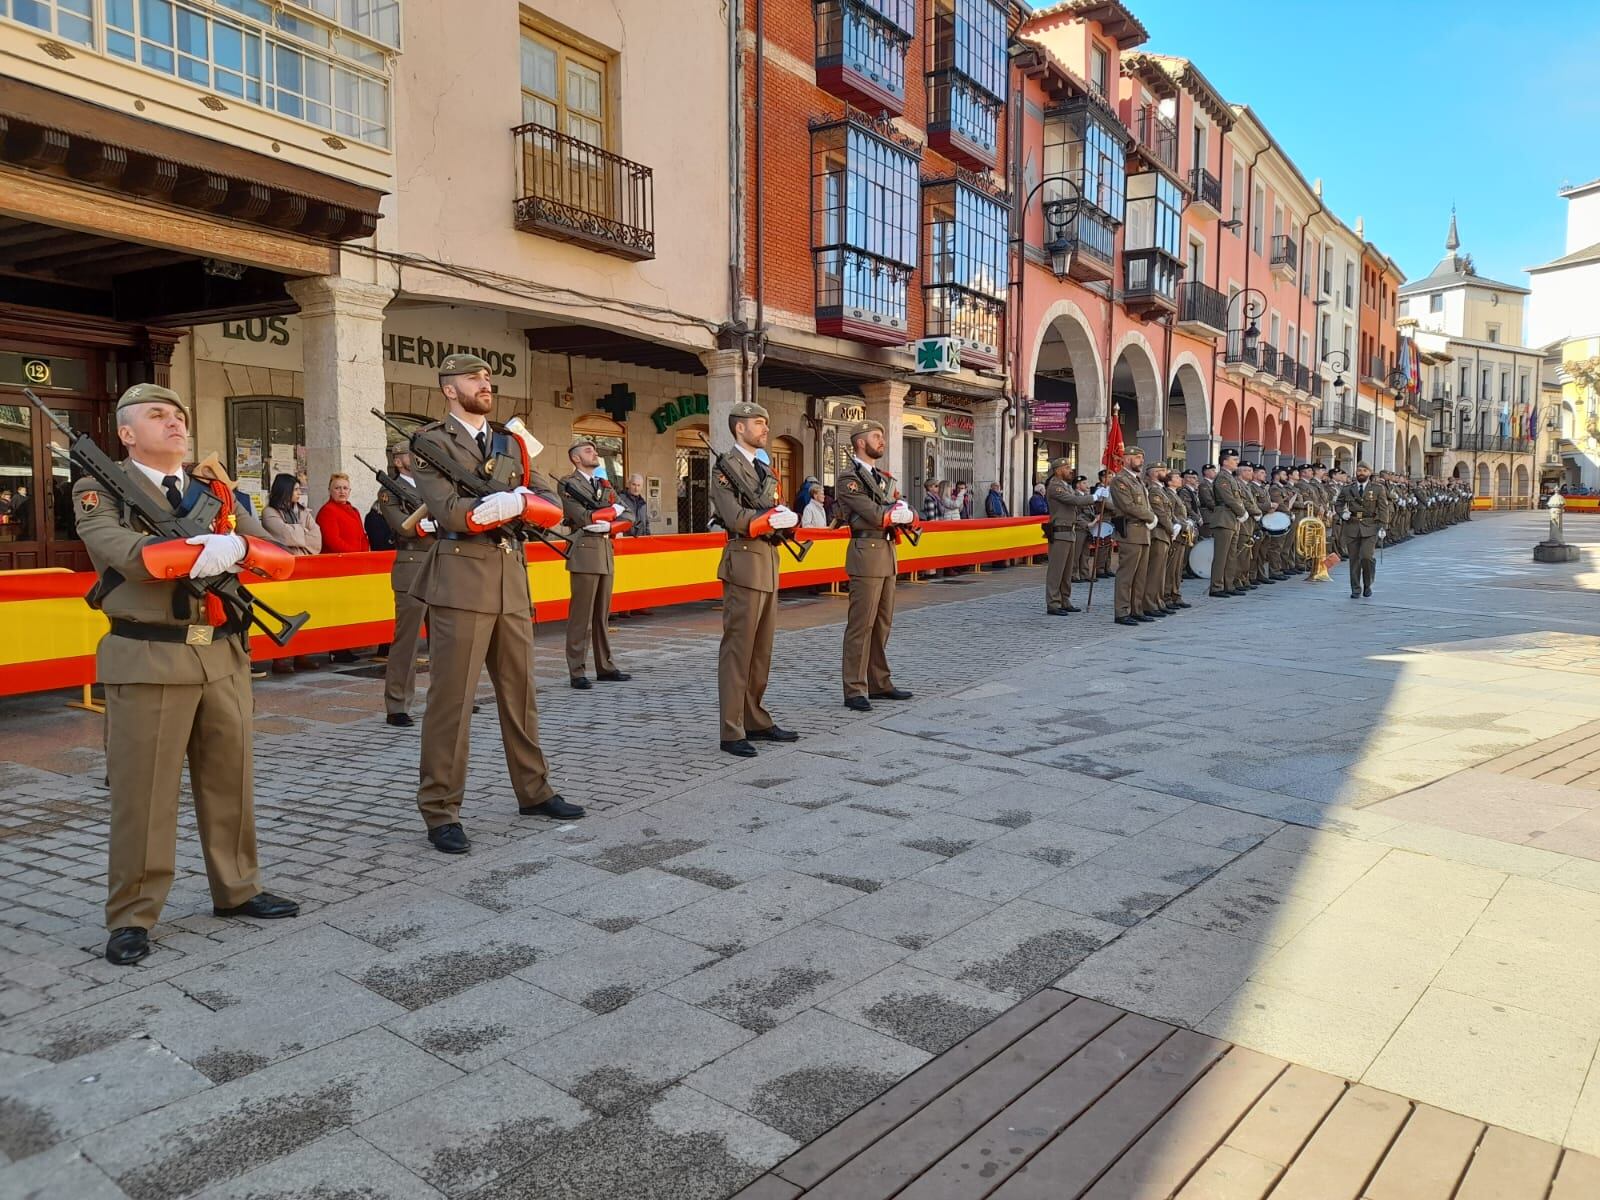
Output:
(4, 514), (1600, 1198)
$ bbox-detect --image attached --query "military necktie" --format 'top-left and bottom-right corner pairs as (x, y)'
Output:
(475, 429), (488, 460)
(161, 474), (184, 512)
(871, 467), (884, 487)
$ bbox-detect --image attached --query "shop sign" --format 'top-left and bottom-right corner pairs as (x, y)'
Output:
(383, 334), (518, 378)
(940, 412), (974, 440)
(650, 392), (709, 433)
(22, 358), (51, 386)
(822, 399), (865, 423)
(1032, 401), (1070, 431)
(914, 336), (961, 375)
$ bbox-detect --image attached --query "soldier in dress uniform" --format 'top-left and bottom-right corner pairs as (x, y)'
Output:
(559, 436), (631, 689)
(712, 400), (801, 757)
(1208, 449), (1246, 598)
(836, 419), (915, 711)
(378, 439), (433, 727)
(1166, 473), (1194, 606)
(1044, 460), (1094, 615)
(408, 353), (585, 855)
(1337, 461), (1390, 598)
(1109, 444), (1156, 626)
(1142, 463), (1175, 619)
(75, 383), (300, 965)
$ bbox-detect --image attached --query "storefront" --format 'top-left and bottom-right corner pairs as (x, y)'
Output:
(932, 408), (976, 485)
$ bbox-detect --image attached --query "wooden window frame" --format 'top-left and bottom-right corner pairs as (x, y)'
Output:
(519, 14), (617, 151)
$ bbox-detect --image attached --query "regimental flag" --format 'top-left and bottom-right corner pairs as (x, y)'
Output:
(1103, 414), (1125, 474)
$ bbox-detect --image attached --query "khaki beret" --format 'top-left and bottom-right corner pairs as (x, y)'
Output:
(438, 352), (491, 379)
(848, 419), (885, 439)
(116, 382), (188, 420)
(730, 400), (769, 421)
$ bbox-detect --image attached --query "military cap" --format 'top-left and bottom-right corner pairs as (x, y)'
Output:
(438, 352), (491, 379)
(1124, 443), (1146, 457)
(1203, 462), (1217, 471)
(569, 435), (599, 454)
(116, 382), (188, 420)
(1356, 460), (1372, 470)
(1049, 455), (1073, 472)
(387, 437), (411, 455)
(730, 400), (769, 421)
(1219, 446), (1240, 459)
(847, 419), (885, 440)
(1182, 469), (1199, 478)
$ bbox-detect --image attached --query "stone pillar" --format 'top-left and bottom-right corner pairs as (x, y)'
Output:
(1186, 433), (1213, 470)
(973, 401), (1005, 505)
(860, 379), (909, 484)
(1079, 424), (1107, 483)
(1136, 427), (1165, 468)
(1261, 449), (1279, 471)
(285, 276), (393, 514)
(702, 348), (742, 448)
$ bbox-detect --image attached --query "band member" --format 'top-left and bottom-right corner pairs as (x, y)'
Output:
(378, 440), (433, 726)
(1142, 463), (1175, 619)
(713, 400), (800, 757)
(409, 353), (584, 854)
(1166, 473), (1194, 606)
(1337, 461), (1389, 598)
(75, 384), (300, 965)
(1084, 469), (1115, 580)
(1234, 462), (1262, 590)
(1209, 448), (1246, 597)
(1044, 459), (1094, 614)
(1109, 444), (1155, 626)
(559, 436), (631, 689)
(837, 419), (914, 711)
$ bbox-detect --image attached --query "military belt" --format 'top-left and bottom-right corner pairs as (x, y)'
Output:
(109, 617), (247, 645)
(850, 530), (892, 540)
(439, 530), (522, 546)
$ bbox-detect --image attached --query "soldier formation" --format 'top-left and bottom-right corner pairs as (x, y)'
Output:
(72, 356), (1474, 965)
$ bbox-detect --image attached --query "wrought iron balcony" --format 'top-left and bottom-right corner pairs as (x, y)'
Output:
(513, 123), (655, 261)
(1047, 208), (1116, 284)
(1122, 247), (1180, 318)
(1277, 352), (1299, 389)
(1315, 401), (1372, 434)
(1223, 332), (1258, 374)
(1296, 363), (1313, 394)
(926, 69), (1000, 171)
(1456, 432), (1535, 453)
(1259, 344), (1279, 376)
(1132, 105), (1177, 171)
(1187, 167), (1221, 218)
(1176, 281), (1227, 337)
(1269, 234), (1297, 279)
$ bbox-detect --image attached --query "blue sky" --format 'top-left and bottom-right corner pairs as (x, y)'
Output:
(1128, 0), (1600, 287)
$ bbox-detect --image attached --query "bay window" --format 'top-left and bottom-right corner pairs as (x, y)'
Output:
(1041, 97), (1125, 273)
(926, 0), (1005, 170)
(923, 178), (1007, 362)
(815, 0), (914, 115)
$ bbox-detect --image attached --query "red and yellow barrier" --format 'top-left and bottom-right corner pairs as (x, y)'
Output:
(0, 518), (1046, 697)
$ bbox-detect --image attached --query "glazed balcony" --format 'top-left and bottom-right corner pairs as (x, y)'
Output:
(1187, 167), (1221, 219)
(1045, 208), (1116, 285)
(926, 69), (1000, 171)
(815, 0), (913, 117)
(513, 123), (655, 260)
(1122, 247), (1180, 319)
(1176, 280), (1228, 338)
(1270, 234), (1297, 281)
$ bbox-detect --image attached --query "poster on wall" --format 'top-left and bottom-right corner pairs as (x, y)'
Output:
(235, 438), (263, 483)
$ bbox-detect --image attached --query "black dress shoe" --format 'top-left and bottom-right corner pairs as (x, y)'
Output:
(214, 892), (300, 919)
(596, 671), (631, 682)
(1363, 586), (1373, 597)
(721, 738), (758, 757)
(844, 696), (873, 712)
(870, 688), (913, 700)
(748, 725), (799, 742)
(428, 823), (470, 854)
(1174, 601), (1192, 609)
(569, 675), (592, 690)
(1115, 616), (1139, 626)
(1062, 603), (1081, 613)
(1350, 590), (1361, 599)
(386, 712), (413, 727)
(1209, 590), (1230, 598)
(521, 795), (586, 820)
(1046, 607), (1068, 616)
(105, 927), (150, 966)
(330, 649), (359, 664)
(1135, 614), (1157, 623)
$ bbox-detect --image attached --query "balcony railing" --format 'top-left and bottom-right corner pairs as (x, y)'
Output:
(513, 123), (655, 260)
(1122, 247), (1180, 311)
(1295, 363), (1312, 393)
(1270, 235), (1297, 272)
(1177, 281), (1228, 335)
(1315, 401), (1372, 434)
(1278, 352), (1298, 387)
(1456, 433), (1534, 453)
(1224, 332), (1258, 370)
(1259, 344), (1279, 376)
(1431, 430), (1448, 449)
(1133, 105), (1177, 171)
(926, 69), (1000, 170)
(1187, 167), (1221, 215)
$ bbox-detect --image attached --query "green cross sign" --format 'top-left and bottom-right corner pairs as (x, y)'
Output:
(916, 340), (946, 371)
(598, 382), (636, 422)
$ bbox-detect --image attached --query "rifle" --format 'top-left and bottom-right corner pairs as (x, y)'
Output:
(354, 454), (422, 514)
(558, 476), (632, 538)
(848, 461), (920, 547)
(23, 388), (308, 646)
(371, 409), (571, 559)
(696, 430), (811, 563)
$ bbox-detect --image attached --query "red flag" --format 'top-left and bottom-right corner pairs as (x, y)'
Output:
(1103, 414), (1125, 474)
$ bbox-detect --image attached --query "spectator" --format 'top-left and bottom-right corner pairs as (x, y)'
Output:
(800, 476), (829, 528)
(259, 474), (322, 674)
(1027, 483), (1049, 516)
(365, 498), (395, 552)
(10, 485), (31, 540)
(985, 482), (1010, 518)
(943, 482), (963, 521)
(315, 472), (369, 554)
(619, 473), (652, 537)
(921, 479), (943, 523)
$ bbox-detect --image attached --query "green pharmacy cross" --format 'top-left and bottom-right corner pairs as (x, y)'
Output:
(598, 382), (637, 423)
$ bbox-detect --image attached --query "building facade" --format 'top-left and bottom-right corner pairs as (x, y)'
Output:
(1527, 178), (1600, 492)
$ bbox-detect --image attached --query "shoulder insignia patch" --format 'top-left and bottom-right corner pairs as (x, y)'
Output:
(845, 479), (861, 493)
(77, 490), (98, 513)
(714, 471), (731, 488)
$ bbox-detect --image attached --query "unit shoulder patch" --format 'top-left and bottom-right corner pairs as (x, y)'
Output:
(77, 490), (99, 513)
(844, 479), (862, 494)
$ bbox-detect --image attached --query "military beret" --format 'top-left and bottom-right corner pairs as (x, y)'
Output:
(730, 400), (769, 421)
(1203, 463), (1217, 471)
(438, 352), (491, 378)
(116, 382), (188, 419)
(1072, 474), (1087, 484)
(387, 437), (411, 454)
(1356, 461), (1372, 470)
(569, 435), (598, 454)
(847, 419), (885, 440)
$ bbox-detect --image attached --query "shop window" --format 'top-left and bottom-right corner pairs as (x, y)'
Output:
(925, 0), (1005, 170)
(228, 396), (305, 499)
(812, 114), (921, 345)
(814, 0), (914, 115)
(922, 177), (1006, 363)
(572, 412), (625, 482)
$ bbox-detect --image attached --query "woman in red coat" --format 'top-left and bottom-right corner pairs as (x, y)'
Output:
(315, 472), (369, 662)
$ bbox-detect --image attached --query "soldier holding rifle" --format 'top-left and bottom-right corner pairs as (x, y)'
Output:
(836, 419), (915, 712)
(558, 436), (632, 690)
(405, 353), (585, 855)
(369, 441), (435, 727)
(1043, 460), (1093, 615)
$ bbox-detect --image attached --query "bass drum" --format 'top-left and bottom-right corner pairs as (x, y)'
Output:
(1260, 511), (1292, 536)
(1090, 521), (1116, 539)
(1189, 538), (1214, 577)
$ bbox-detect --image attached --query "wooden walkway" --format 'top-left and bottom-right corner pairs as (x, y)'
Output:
(732, 989), (1600, 1200)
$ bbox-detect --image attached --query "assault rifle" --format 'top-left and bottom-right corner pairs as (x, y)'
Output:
(696, 430), (811, 563)
(354, 454), (429, 536)
(22, 388), (308, 646)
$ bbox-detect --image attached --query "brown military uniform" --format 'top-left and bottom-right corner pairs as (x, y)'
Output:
(1166, 485), (1190, 604)
(712, 447), (781, 741)
(1108, 465), (1154, 619)
(74, 462), (273, 931)
(558, 469), (619, 679)
(378, 482), (428, 717)
(409, 416), (559, 828)
(1045, 476), (1094, 610)
(1209, 469), (1247, 594)
(836, 459), (901, 700)
(1337, 477), (1390, 593)
(1143, 483), (1173, 616)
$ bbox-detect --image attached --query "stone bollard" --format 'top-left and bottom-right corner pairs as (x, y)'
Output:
(1534, 492), (1579, 562)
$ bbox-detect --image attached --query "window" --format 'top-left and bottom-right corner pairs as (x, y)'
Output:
(283, 0), (401, 47)
(926, 0), (1005, 164)
(1089, 42), (1109, 96)
(1251, 184), (1265, 253)
(1322, 242), (1334, 296)
(1, 0), (92, 46)
(1041, 97), (1125, 264)
(1481, 366), (1492, 401)
(1500, 370), (1510, 403)
(1124, 171), (1181, 258)
(923, 179), (1007, 356)
(816, 0), (914, 110)
(1486, 324), (1500, 343)
(1230, 162), (1244, 228)
(96, 0), (391, 144)
(521, 26), (606, 146)
(1191, 122), (1206, 173)
(1460, 364), (1471, 399)
(1344, 261), (1355, 309)
(1320, 314), (1331, 360)
(1301, 237), (1312, 296)
(1287, 323), (1297, 362)
(1272, 205), (1283, 241)
(1519, 373), (1529, 404)
(1429, 293), (1443, 313)
(812, 116), (921, 337)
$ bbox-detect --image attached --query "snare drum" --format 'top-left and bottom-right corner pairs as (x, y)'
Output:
(1090, 521), (1116, 539)
(1260, 511), (1292, 537)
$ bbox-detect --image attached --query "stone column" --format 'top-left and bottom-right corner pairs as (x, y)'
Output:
(702, 348), (742, 448)
(973, 401), (1005, 505)
(1186, 433), (1213, 470)
(284, 276), (394, 513)
(1137, 427), (1165, 467)
(1079, 424), (1107, 483)
(860, 379), (909, 484)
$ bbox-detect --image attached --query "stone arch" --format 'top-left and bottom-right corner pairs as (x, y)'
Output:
(1110, 330), (1163, 433)
(1495, 463), (1510, 499)
(1294, 427), (1309, 461)
(1313, 439), (1332, 465)
(1515, 464), (1530, 499)
(1027, 300), (1106, 425)
(1453, 461), (1470, 480)
(1262, 414), (1278, 463)
(1242, 407), (1262, 452)
(1475, 462), (1490, 494)
(1407, 436), (1423, 477)
(1278, 422), (1293, 457)
(1168, 353), (1210, 438)
(1220, 399), (1241, 445)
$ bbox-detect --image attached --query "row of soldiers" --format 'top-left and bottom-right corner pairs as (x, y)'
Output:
(1044, 446), (1475, 622)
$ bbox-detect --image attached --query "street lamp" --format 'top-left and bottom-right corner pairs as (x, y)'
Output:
(1018, 175), (1086, 281)
(1226, 287), (1267, 359)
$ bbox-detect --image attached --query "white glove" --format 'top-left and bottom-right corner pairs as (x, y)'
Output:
(1340, 508), (1352, 521)
(1378, 527), (1387, 541)
(471, 490), (523, 526)
(1171, 523), (1181, 536)
(186, 533), (246, 577)
(1092, 486), (1110, 501)
(1145, 518), (1158, 531)
(1237, 514), (1249, 527)
(417, 518), (438, 534)
(768, 508), (799, 530)
(890, 506), (914, 525)
(584, 520), (611, 533)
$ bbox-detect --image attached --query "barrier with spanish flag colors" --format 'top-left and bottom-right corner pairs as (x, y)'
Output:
(0, 518), (1047, 698)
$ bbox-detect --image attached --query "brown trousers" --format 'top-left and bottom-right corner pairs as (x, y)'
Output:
(565, 570), (616, 677)
(718, 583), (776, 741)
(1348, 532), (1377, 591)
(1114, 540), (1148, 619)
(417, 605), (555, 828)
(1142, 541), (1170, 614)
(105, 670), (261, 930)
(1166, 537), (1186, 603)
(1209, 525), (1235, 594)
(842, 574), (895, 699)
(1045, 536), (1079, 608)
(383, 589), (426, 716)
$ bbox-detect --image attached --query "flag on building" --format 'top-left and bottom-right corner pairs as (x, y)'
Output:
(1103, 414), (1125, 473)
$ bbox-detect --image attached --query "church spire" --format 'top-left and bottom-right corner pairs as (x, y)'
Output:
(1445, 205), (1460, 253)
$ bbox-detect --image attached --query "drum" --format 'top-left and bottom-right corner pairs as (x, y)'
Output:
(1189, 538), (1214, 577)
(1261, 511), (1292, 536)
(1090, 521), (1116, 539)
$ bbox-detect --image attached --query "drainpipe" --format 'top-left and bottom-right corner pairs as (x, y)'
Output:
(728, 0), (744, 349)
(749, 0), (767, 408)
(1005, 42), (1025, 502)
(1238, 142), (1264, 456)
